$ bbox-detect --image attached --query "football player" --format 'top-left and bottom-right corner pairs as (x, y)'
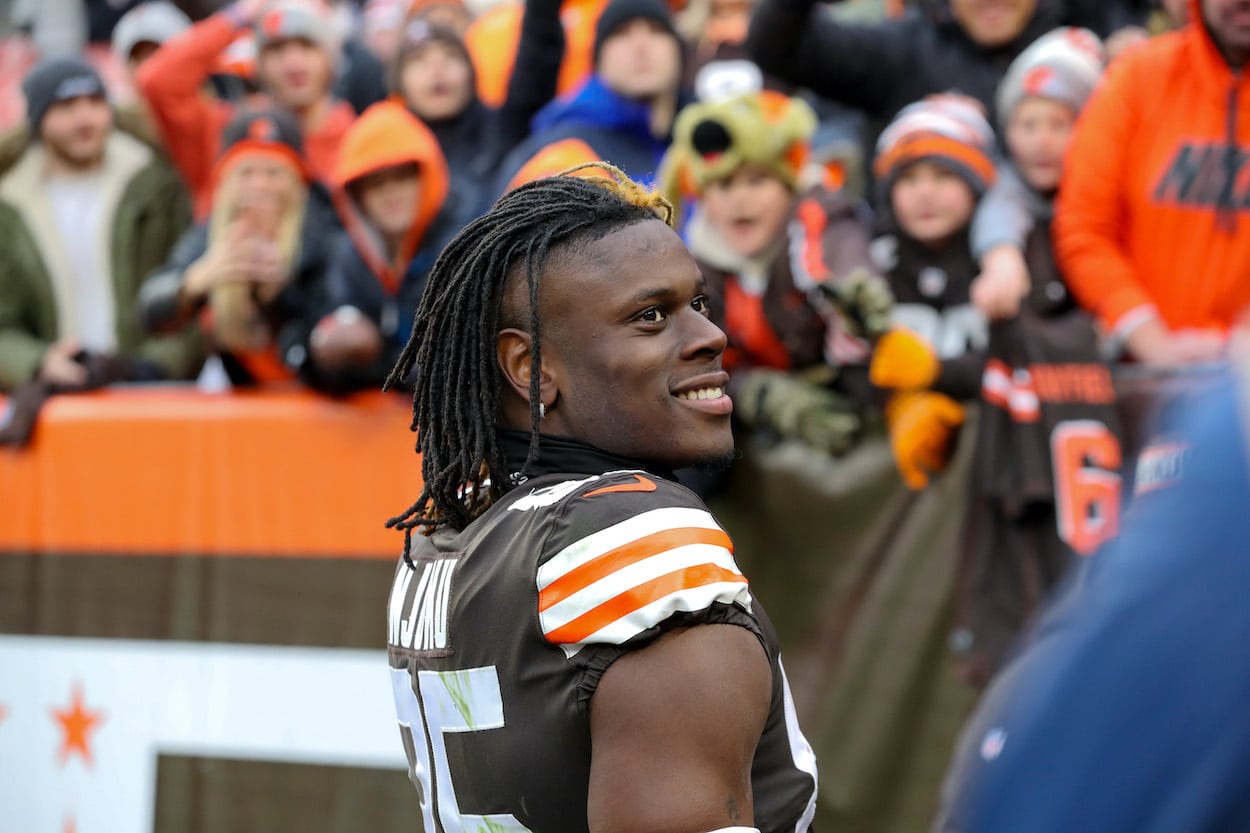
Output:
(383, 166), (818, 833)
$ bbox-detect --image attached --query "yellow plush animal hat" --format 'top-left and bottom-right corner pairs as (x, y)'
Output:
(659, 91), (818, 217)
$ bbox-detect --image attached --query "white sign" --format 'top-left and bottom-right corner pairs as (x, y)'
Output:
(0, 635), (407, 833)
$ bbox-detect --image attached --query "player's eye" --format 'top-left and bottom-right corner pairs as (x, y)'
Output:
(636, 306), (668, 324)
(691, 295), (710, 316)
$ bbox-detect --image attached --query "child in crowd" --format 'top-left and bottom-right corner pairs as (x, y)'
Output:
(967, 27), (1106, 320)
(304, 100), (462, 393)
(391, 0), (561, 217)
(660, 91), (892, 456)
(139, 109), (339, 386)
(865, 93), (997, 488)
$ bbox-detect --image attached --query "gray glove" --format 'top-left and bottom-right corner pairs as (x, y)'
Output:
(820, 267), (894, 340)
(736, 368), (862, 455)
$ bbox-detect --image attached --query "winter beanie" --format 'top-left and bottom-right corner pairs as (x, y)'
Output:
(660, 91), (816, 202)
(996, 27), (1105, 130)
(22, 57), (108, 131)
(213, 108), (309, 187)
(255, 0), (341, 61)
(593, 0), (680, 66)
(111, 1), (192, 63)
(873, 93), (998, 197)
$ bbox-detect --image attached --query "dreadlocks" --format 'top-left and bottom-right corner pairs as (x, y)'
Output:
(384, 164), (673, 556)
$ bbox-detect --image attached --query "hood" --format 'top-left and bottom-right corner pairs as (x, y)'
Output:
(331, 100), (450, 294)
(530, 75), (658, 145)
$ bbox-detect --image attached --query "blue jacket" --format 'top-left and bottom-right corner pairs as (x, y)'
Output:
(495, 76), (672, 195)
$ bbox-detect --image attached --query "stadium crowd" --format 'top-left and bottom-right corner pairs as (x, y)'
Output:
(0, 0), (1246, 826)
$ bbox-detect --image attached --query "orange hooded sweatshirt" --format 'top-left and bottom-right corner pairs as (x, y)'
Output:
(137, 12), (355, 220)
(1055, 0), (1250, 338)
(330, 101), (450, 294)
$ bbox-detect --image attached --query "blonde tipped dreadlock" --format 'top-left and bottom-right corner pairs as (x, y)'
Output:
(559, 162), (676, 228)
(383, 164), (678, 558)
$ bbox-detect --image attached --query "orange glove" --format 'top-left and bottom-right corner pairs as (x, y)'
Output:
(870, 328), (940, 390)
(884, 391), (966, 490)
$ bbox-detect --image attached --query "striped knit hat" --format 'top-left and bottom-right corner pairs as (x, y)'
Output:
(873, 93), (998, 196)
(996, 27), (1105, 130)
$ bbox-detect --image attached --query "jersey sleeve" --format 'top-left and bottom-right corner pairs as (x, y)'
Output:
(535, 472), (757, 658)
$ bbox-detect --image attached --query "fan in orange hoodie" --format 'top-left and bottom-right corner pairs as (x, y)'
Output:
(1054, 0), (1250, 367)
(305, 100), (461, 393)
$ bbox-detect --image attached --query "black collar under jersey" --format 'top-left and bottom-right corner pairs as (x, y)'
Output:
(498, 428), (676, 488)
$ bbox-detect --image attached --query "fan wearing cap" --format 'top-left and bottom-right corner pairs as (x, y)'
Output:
(139, 109), (339, 387)
(968, 27), (1106, 321)
(0, 2), (193, 174)
(496, 0), (686, 192)
(136, 0), (356, 220)
(864, 94), (997, 490)
(390, 0), (563, 217)
(303, 101), (462, 393)
(0, 56), (200, 393)
(658, 92), (892, 456)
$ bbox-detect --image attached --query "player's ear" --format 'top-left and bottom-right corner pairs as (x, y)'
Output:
(496, 328), (559, 410)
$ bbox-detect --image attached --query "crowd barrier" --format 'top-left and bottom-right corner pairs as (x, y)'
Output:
(0, 369), (1225, 832)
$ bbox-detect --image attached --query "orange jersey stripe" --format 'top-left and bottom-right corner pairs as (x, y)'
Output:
(538, 526), (732, 613)
(543, 562), (745, 645)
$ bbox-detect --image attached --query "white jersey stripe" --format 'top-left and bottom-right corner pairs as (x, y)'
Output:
(538, 506), (726, 588)
(556, 579), (754, 658)
(539, 542), (744, 634)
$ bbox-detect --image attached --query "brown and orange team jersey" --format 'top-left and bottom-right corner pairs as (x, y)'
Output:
(1055, 2), (1250, 336)
(386, 465), (818, 833)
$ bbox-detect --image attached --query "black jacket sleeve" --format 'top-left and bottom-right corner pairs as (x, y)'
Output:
(747, 0), (918, 116)
(138, 223), (210, 334)
(494, 0), (566, 158)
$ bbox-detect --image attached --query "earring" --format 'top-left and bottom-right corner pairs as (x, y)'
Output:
(539, 402), (546, 420)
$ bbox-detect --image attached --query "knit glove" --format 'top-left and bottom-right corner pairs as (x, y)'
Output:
(884, 390), (965, 490)
(737, 368), (862, 455)
(820, 268), (894, 341)
(870, 328), (940, 390)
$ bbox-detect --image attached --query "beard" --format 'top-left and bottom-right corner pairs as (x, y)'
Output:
(44, 130), (107, 171)
(686, 446), (739, 476)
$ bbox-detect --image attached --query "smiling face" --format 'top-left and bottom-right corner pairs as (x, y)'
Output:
(1005, 97), (1076, 193)
(701, 165), (794, 260)
(499, 219), (735, 468)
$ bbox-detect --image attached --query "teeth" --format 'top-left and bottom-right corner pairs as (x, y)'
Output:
(678, 387), (723, 401)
